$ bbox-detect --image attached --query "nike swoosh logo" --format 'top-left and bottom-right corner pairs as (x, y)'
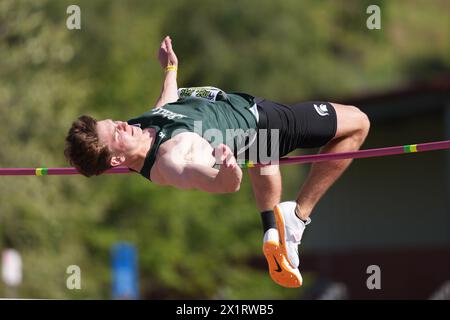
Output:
(273, 255), (282, 273)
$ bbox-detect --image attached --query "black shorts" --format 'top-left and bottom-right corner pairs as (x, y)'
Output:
(255, 97), (337, 160)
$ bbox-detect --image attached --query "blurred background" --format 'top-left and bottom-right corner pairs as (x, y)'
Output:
(0, 0), (449, 299)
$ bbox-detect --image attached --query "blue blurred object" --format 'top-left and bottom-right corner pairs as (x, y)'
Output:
(111, 242), (139, 299)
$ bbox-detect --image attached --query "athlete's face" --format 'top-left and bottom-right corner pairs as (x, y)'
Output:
(97, 119), (144, 163)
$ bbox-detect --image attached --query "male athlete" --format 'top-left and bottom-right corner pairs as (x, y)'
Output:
(64, 36), (370, 288)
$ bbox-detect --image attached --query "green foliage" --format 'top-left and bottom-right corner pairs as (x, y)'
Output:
(0, 0), (448, 299)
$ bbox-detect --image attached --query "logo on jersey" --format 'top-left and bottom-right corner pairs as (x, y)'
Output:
(158, 132), (166, 139)
(152, 107), (186, 120)
(313, 103), (329, 116)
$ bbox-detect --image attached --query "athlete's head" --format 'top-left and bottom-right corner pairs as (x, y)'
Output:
(64, 115), (112, 177)
(65, 115), (147, 177)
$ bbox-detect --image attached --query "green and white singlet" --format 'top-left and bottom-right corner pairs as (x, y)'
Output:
(127, 91), (258, 181)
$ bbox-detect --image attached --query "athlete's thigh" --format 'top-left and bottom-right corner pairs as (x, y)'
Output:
(330, 103), (367, 139)
(256, 98), (338, 152)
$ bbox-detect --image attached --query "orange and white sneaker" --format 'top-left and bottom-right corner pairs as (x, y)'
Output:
(263, 228), (303, 288)
(273, 201), (311, 276)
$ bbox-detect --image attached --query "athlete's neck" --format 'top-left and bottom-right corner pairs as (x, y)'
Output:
(126, 127), (157, 172)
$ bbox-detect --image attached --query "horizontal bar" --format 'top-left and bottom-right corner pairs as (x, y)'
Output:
(263, 139), (450, 168)
(1, 140), (450, 175)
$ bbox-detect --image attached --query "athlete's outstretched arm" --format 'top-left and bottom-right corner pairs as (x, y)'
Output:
(154, 36), (179, 108)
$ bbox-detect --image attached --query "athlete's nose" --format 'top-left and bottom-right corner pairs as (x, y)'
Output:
(118, 121), (128, 131)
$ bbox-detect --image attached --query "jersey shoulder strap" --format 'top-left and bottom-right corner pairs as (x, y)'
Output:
(139, 126), (169, 181)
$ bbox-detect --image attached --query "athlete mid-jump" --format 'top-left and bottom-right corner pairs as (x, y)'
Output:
(64, 36), (370, 288)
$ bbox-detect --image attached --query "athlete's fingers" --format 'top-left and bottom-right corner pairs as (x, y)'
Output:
(161, 36), (170, 51)
(213, 144), (224, 163)
(214, 144), (231, 164)
(222, 145), (232, 162)
(222, 148), (237, 169)
(224, 163), (236, 170)
(161, 37), (167, 48)
(167, 38), (174, 53)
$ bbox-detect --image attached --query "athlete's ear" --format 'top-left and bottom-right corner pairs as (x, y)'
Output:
(110, 155), (126, 167)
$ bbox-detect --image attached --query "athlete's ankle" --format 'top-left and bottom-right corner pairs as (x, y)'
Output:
(294, 206), (309, 223)
(260, 210), (276, 235)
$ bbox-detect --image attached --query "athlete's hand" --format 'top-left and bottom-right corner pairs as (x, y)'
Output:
(213, 144), (238, 170)
(213, 144), (242, 192)
(158, 36), (178, 69)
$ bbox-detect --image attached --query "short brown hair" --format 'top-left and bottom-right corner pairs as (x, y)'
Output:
(64, 115), (112, 177)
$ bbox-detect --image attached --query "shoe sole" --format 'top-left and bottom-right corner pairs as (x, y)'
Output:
(274, 204), (296, 269)
(263, 240), (302, 288)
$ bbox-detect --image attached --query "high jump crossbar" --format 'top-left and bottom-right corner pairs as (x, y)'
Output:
(1, 140), (449, 176)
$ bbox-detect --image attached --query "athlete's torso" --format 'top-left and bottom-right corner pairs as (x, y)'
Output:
(127, 92), (258, 181)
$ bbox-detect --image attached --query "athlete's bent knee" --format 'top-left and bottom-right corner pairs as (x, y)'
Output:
(352, 106), (370, 140)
